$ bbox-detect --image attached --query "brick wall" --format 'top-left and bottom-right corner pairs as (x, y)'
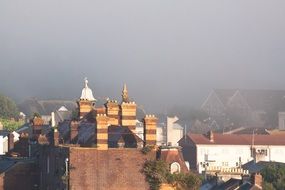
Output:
(69, 148), (155, 190)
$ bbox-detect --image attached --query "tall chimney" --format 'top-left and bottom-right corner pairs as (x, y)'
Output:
(207, 130), (214, 142)
(54, 128), (59, 146)
(252, 173), (262, 188)
(143, 115), (158, 146)
(96, 114), (109, 150)
(120, 102), (137, 133)
(70, 121), (79, 143)
(8, 133), (14, 152)
(51, 112), (56, 127)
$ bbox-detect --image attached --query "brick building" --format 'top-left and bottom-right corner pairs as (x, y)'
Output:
(38, 78), (162, 190)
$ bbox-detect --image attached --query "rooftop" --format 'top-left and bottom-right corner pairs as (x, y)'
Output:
(183, 132), (285, 146)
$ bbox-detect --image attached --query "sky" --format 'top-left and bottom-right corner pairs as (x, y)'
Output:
(0, 0), (285, 113)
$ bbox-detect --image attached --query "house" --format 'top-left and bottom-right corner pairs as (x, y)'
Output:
(18, 98), (77, 118)
(179, 131), (285, 175)
(0, 131), (19, 155)
(201, 89), (285, 128)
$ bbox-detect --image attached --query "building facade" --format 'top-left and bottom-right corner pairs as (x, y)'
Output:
(179, 131), (285, 174)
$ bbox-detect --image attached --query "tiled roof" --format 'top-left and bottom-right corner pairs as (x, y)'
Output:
(159, 148), (189, 173)
(187, 132), (285, 146)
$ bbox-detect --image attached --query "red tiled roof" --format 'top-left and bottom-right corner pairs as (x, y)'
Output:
(160, 148), (189, 173)
(188, 133), (285, 146)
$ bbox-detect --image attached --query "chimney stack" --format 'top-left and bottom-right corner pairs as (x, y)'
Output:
(120, 102), (137, 133)
(8, 133), (14, 152)
(143, 115), (157, 146)
(96, 114), (109, 150)
(54, 128), (59, 146)
(207, 130), (214, 142)
(70, 121), (79, 143)
(51, 112), (56, 127)
(252, 173), (262, 188)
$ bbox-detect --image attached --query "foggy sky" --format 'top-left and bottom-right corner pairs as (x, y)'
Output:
(0, 0), (285, 113)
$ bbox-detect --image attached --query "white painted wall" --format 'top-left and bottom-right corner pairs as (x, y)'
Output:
(167, 117), (183, 146)
(195, 144), (285, 173)
(196, 145), (253, 173)
(0, 136), (8, 155)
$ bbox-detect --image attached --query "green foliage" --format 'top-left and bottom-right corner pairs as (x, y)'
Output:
(141, 145), (153, 155)
(0, 118), (23, 131)
(0, 94), (19, 119)
(33, 112), (41, 118)
(142, 160), (169, 190)
(263, 182), (275, 190)
(142, 160), (201, 190)
(262, 163), (285, 190)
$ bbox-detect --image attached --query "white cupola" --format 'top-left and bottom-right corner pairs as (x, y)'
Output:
(80, 78), (96, 101)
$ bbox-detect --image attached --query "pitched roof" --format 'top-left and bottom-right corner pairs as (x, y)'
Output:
(18, 98), (77, 116)
(159, 148), (189, 173)
(213, 89), (285, 111)
(186, 132), (285, 146)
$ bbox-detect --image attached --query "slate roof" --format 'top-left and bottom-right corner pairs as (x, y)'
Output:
(184, 132), (285, 146)
(242, 160), (285, 174)
(18, 98), (77, 116)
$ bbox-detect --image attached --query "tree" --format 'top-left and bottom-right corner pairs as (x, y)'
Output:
(0, 118), (23, 132)
(0, 94), (19, 119)
(261, 163), (285, 190)
(142, 160), (201, 190)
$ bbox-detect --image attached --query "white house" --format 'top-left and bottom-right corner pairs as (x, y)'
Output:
(179, 131), (285, 174)
(0, 131), (20, 155)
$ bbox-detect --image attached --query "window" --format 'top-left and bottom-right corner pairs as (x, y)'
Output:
(170, 162), (181, 174)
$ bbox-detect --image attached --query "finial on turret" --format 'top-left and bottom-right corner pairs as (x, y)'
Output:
(122, 83), (129, 103)
(84, 77), (88, 88)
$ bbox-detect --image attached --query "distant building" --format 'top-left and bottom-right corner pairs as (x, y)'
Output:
(0, 131), (19, 155)
(201, 89), (285, 128)
(179, 131), (285, 174)
(18, 98), (77, 118)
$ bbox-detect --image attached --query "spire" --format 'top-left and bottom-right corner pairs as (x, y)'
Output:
(80, 77), (96, 101)
(122, 83), (129, 103)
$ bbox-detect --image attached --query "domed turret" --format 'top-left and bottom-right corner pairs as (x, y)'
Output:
(80, 78), (96, 101)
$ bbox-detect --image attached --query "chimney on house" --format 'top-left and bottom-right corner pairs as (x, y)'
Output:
(143, 115), (158, 146)
(54, 128), (59, 146)
(96, 114), (109, 150)
(70, 121), (79, 143)
(32, 117), (44, 140)
(51, 112), (56, 127)
(8, 133), (14, 152)
(105, 100), (120, 126)
(251, 173), (262, 188)
(120, 101), (137, 134)
(207, 130), (214, 142)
